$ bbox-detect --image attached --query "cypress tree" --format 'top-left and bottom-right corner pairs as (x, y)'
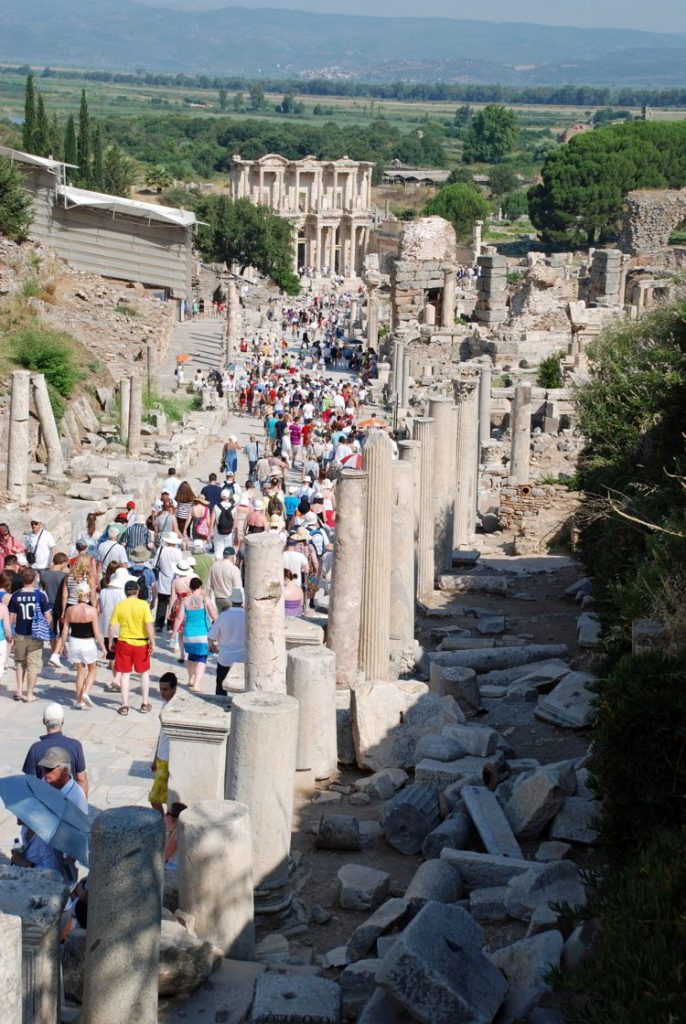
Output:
(34, 93), (50, 157)
(22, 74), (36, 152)
(91, 125), (104, 191)
(76, 89), (91, 187)
(63, 114), (77, 175)
(48, 113), (62, 160)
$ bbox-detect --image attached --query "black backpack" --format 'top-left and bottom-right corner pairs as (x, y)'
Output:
(216, 504), (234, 536)
(129, 565), (152, 604)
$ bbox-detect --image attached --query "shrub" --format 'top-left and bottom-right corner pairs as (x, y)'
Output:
(589, 651), (686, 865)
(114, 303), (139, 317)
(10, 326), (83, 419)
(20, 277), (42, 298)
(559, 826), (686, 1024)
(537, 350), (564, 388)
(0, 155), (33, 241)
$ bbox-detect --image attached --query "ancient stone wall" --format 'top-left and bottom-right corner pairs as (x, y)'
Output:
(498, 483), (581, 554)
(619, 189), (686, 256)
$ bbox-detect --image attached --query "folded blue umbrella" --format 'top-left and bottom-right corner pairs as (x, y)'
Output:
(0, 775), (90, 866)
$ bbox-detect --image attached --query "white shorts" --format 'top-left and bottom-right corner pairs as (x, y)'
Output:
(67, 637), (98, 665)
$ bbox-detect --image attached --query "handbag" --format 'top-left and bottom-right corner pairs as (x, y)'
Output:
(26, 530), (43, 566)
(31, 599), (52, 642)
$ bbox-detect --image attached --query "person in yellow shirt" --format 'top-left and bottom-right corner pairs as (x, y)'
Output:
(108, 579), (155, 716)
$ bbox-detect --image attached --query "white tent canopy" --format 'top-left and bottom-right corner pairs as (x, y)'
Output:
(56, 185), (196, 228)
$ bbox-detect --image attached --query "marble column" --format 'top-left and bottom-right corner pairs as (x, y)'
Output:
(326, 468), (367, 688)
(398, 439), (421, 542)
(413, 418), (436, 603)
(390, 460), (415, 647)
(358, 430), (393, 681)
(119, 376), (130, 446)
(6, 370), (31, 501)
(30, 373), (64, 480)
(473, 219), (483, 259)
(401, 349), (411, 409)
(82, 807), (164, 1024)
(0, 911), (21, 1024)
(441, 263), (457, 328)
(161, 688), (231, 806)
(226, 276), (240, 364)
(244, 532), (287, 694)
(510, 381), (533, 484)
(478, 359), (492, 451)
(452, 377), (480, 551)
(365, 275), (380, 352)
(428, 396), (456, 572)
(127, 374), (143, 459)
(225, 692), (299, 913)
(178, 800), (254, 960)
(286, 645), (338, 781)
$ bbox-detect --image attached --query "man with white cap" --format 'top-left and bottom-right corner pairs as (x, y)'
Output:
(208, 587), (246, 695)
(154, 532), (183, 630)
(23, 702), (88, 795)
(97, 525), (128, 576)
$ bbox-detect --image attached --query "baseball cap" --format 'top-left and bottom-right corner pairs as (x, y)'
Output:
(230, 587), (244, 604)
(43, 702), (65, 726)
(37, 746), (71, 770)
(223, 546), (236, 557)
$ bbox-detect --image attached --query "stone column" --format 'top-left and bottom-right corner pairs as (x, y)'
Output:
(401, 349), (411, 409)
(510, 381), (533, 484)
(473, 219), (483, 259)
(226, 276), (240, 364)
(358, 430), (393, 681)
(6, 370), (31, 501)
(161, 688), (231, 806)
(365, 275), (380, 351)
(225, 692), (299, 913)
(81, 807), (164, 1024)
(178, 800), (254, 960)
(286, 645), (338, 782)
(413, 417), (435, 603)
(119, 376), (130, 446)
(30, 373), (64, 480)
(326, 469), (367, 688)
(423, 302), (436, 326)
(0, 868), (68, 1024)
(428, 396), (456, 572)
(389, 338), (401, 397)
(398, 439), (421, 542)
(244, 531), (287, 694)
(390, 460), (415, 648)
(478, 359), (492, 450)
(452, 378), (479, 551)
(127, 374), (143, 459)
(441, 263), (456, 328)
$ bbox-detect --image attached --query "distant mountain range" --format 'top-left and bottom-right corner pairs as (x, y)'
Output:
(1, 0), (685, 86)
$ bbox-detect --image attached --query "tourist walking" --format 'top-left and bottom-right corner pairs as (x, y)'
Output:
(23, 702), (89, 795)
(154, 533), (184, 629)
(173, 577), (217, 691)
(108, 579), (155, 715)
(8, 568), (52, 702)
(55, 582), (107, 709)
(148, 672), (177, 815)
(208, 587), (245, 695)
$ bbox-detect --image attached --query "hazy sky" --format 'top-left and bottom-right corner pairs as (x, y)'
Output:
(153, 0), (686, 32)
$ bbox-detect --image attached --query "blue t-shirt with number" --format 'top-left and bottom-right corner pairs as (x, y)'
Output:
(8, 590), (50, 636)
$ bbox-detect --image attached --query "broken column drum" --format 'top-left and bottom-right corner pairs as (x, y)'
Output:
(286, 645), (338, 780)
(510, 381), (533, 485)
(6, 370), (31, 501)
(326, 469), (367, 688)
(119, 376), (131, 446)
(178, 800), (255, 959)
(390, 460), (416, 648)
(81, 806), (164, 1024)
(31, 373), (64, 480)
(452, 377), (479, 550)
(358, 430), (393, 681)
(412, 417), (435, 603)
(244, 531), (287, 693)
(225, 691), (299, 913)
(428, 396), (456, 572)
(441, 263), (457, 328)
(126, 374), (143, 459)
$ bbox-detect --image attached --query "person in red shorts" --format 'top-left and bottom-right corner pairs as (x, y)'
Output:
(108, 579), (155, 716)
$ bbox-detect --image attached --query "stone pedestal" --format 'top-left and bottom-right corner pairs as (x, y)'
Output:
(441, 264), (456, 328)
(82, 808), (164, 1024)
(119, 376), (131, 446)
(6, 370), (31, 501)
(225, 692), (299, 913)
(327, 469), (367, 688)
(428, 396), (456, 572)
(31, 373), (64, 480)
(0, 868), (68, 1024)
(127, 374), (143, 459)
(452, 378), (479, 550)
(398, 439), (421, 542)
(390, 461), (415, 647)
(509, 382), (532, 484)
(412, 417), (436, 603)
(359, 430), (393, 681)
(161, 688), (231, 806)
(244, 532), (287, 694)
(286, 646), (338, 781)
(478, 360), (492, 451)
(178, 800), (255, 960)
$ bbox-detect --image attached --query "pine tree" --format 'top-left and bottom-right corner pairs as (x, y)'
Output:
(48, 113), (62, 160)
(22, 74), (36, 153)
(63, 114), (77, 180)
(91, 125), (104, 191)
(76, 89), (91, 187)
(33, 93), (50, 157)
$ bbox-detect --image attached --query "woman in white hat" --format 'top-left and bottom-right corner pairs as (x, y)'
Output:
(98, 563), (135, 690)
(168, 559), (195, 660)
(154, 533), (184, 630)
(56, 581), (107, 708)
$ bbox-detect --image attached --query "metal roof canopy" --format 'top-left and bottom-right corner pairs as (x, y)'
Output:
(0, 145), (77, 171)
(56, 185), (197, 228)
